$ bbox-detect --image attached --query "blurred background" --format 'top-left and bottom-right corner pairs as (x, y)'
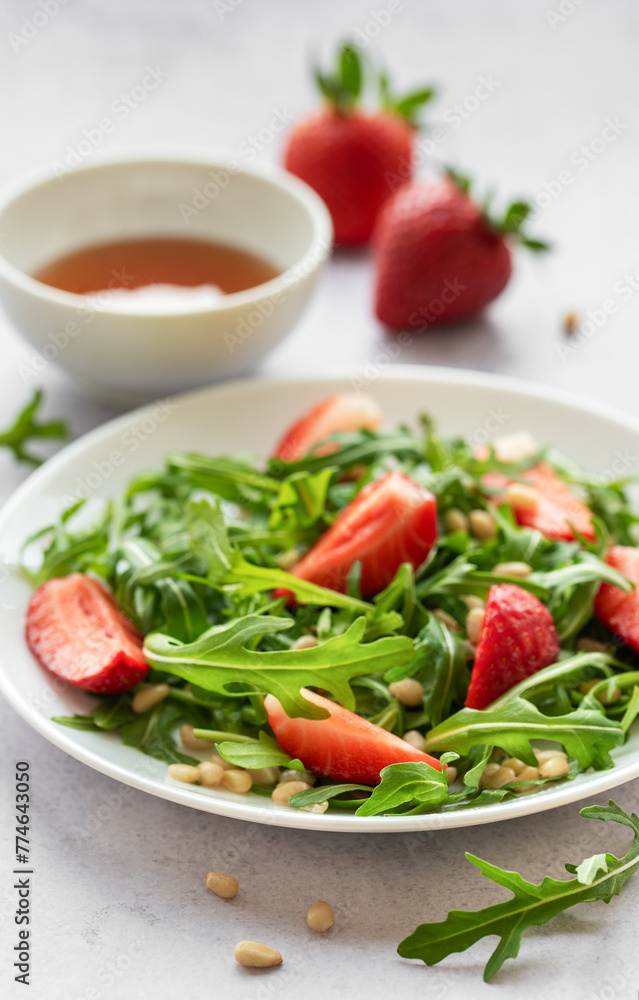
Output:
(0, 0), (637, 492)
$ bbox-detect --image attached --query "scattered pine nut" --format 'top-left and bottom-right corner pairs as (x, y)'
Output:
(533, 747), (568, 762)
(205, 871), (239, 899)
(563, 310), (579, 336)
(446, 766), (458, 785)
(198, 761), (225, 788)
(279, 769), (315, 786)
(463, 594), (485, 610)
(271, 780), (310, 807)
(210, 752), (235, 771)
(234, 940), (282, 968)
(512, 765), (540, 792)
(505, 482), (539, 512)
(248, 767), (281, 785)
(466, 607), (485, 645)
(301, 801), (329, 814)
(469, 509), (497, 540)
(576, 637), (610, 653)
(539, 756), (570, 778)
(306, 901), (334, 932)
(168, 764), (200, 784)
(480, 764), (517, 789)
(180, 723), (216, 751)
(131, 683), (170, 714)
(388, 678), (424, 706)
(492, 561), (532, 578)
(403, 729), (426, 751)
(433, 608), (460, 632)
(444, 508), (469, 534)
(580, 678), (622, 704)
(501, 757), (528, 775)
(291, 634), (318, 650)
(222, 769), (253, 793)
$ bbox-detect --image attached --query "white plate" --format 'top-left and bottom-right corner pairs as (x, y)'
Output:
(1, 367), (639, 832)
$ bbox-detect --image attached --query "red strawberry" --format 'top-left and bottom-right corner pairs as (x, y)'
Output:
(273, 392), (381, 463)
(373, 172), (548, 329)
(283, 44), (434, 246)
(265, 687), (442, 784)
(465, 584), (560, 709)
(594, 546), (639, 650)
(26, 573), (149, 694)
(483, 462), (595, 542)
(288, 470), (437, 597)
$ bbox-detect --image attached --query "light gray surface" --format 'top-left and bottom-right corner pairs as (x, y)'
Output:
(0, 2), (638, 997)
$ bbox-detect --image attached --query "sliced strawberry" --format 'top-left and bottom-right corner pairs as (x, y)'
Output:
(594, 545), (639, 651)
(288, 470), (437, 597)
(26, 573), (149, 694)
(483, 461), (595, 542)
(265, 687), (442, 784)
(465, 584), (560, 709)
(272, 393), (381, 463)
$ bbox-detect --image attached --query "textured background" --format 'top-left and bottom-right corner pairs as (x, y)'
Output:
(0, 2), (638, 998)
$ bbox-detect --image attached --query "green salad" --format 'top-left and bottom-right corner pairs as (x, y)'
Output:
(25, 405), (639, 819)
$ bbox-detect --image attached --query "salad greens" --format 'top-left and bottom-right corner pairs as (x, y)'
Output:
(34, 412), (639, 815)
(0, 389), (67, 465)
(398, 801), (639, 981)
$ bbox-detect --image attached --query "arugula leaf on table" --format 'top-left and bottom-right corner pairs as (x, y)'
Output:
(144, 615), (413, 719)
(422, 696), (624, 769)
(398, 801), (639, 981)
(0, 389), (67, 465)
(355, 754), (459, 817)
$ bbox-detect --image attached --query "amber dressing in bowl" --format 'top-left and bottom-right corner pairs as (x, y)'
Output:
(33, 236), (280, 296)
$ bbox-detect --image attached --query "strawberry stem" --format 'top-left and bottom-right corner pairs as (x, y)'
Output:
(445, 167), (550, 252)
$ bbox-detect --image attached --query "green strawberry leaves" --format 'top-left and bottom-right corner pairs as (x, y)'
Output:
(445, 166), (550, 252)
(398, 801), (639, 981)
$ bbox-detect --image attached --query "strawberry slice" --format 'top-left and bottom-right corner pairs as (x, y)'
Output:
(26, 573), (149, 694)
(594, 545), (639, 651)
(288, 470), (437, 597)
(272, 393), (381, 463)
(265, 687), (442, 784)
(465, 584), (560, 709)
(483, 461), (595, 542)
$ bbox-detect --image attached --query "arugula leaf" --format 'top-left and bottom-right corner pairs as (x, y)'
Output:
(52, 714), (101, 731)
(119, 700), (200, 765)
(288, 783), (372, 808)
(269, 467), (335, 531)
(422, 696), (624, 769)
(215, 731), (302, 770)
(398, 801), (639, 981)
(355, 755), (458, 817)
(144, 616), (413, 719)
(0, 389), (67, 465)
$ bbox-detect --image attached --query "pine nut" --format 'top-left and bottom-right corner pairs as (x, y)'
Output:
(539, 756), (570, 778)
(291, 634), (318, 650)
(579, 679), (622, 704)
(492, 561), (532, 578)
(512, 765), (540, 792)
(205, 871), (239, 899)
(198, 761), (224, 788)
(168, 764), (200, 784)
(279, 769), (315, 786)
(505, 482), (539, 512)
(446, 766), (458, 785)
(180, 723), (216, 752)
(209, 752), (235, 771)
(444, 508), (469, 533)
(388, 678), (424, 706)
(221, 770), (253, 793)
(502, 757), (528, 775)
(277, 547), (300, 570)
(271, 780), (310, 806)
(248, 767), (281, 785)
(234, 940), (282, 968)
(480, 765), (517, 789)
(306, 900), (334, 932)
(466, 607), (485, 645)
(131, 683), (170, 714)
(533, 748), (567, 763)
(403, 729), (426, 751)
(576, 638), (610, 653)
(469, 509), (497, 539)
(301, 801), (329, 814)
(463, 595), (485, 610)
(433, 608), (460, 632)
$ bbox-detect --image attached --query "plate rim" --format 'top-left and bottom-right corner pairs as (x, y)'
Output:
(2, 364), (639, 833)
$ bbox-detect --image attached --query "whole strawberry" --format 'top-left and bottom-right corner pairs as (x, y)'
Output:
(373, 171), (548, 329)
(283, 45), (435, 246)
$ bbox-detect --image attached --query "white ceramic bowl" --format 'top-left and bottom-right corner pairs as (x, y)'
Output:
(0, 149), (332, 405)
